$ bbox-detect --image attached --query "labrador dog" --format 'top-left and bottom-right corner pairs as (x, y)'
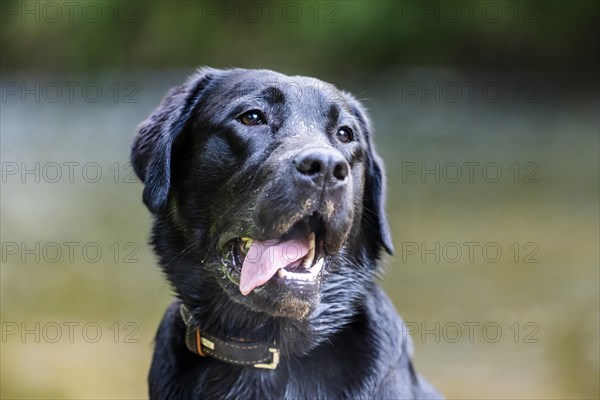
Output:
(131, 67), (442, 399)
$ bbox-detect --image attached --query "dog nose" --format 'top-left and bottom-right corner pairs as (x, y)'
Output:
(293, 148), (349, 184)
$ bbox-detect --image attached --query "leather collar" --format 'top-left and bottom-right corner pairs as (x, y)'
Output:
(180, 304), (280, 370)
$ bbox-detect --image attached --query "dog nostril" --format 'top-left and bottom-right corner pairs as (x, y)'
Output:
(294, 149), (348, 183)
(333, 162), (348, 181)
(295, 158), (323, 176)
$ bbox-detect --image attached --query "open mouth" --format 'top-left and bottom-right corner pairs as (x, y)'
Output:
(220, 215), (326, 295)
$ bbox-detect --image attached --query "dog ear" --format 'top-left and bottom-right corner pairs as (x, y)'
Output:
(342, 92), (394, 256)
(131, 69), (217, 213)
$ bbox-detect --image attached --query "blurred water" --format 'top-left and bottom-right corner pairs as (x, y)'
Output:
(1, 69), (598, 399)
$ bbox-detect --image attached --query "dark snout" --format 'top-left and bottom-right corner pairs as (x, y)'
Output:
(254, 145), (354, 252)
(293, 147), (349, 188)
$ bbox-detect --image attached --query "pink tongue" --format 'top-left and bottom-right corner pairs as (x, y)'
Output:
(239, 238), (310, 295)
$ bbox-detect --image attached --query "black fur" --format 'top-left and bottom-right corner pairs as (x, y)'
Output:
(132, 68), (442, 399)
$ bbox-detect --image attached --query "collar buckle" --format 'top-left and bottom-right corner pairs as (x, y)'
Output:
(253, 348), (280, 370)
(180, 303), (281, 370)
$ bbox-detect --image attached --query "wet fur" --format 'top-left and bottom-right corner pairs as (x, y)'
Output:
(132, 68), (441, 399)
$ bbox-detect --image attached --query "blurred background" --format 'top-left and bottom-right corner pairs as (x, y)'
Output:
(1, 1), (598, 398)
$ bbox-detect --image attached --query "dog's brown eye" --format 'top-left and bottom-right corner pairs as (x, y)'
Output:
(336, 127), (353, 143)
(238, 110), (265, 126)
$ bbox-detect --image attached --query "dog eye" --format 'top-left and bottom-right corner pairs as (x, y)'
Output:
(336, 127), (354, 143)
(238, 110), (266, 126)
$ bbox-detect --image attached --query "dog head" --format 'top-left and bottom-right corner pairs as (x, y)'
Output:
(132, 68), (392, 328)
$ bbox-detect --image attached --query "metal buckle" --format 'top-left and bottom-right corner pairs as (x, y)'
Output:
(201, 337), (215, 350)
(254, 348), (280, 370)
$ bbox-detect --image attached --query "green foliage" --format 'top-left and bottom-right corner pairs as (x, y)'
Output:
(1, 0), (598, 73)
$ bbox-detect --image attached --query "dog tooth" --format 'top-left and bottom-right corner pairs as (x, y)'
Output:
(311, 258), (324, 275)
(302, 232), (316, 270)
(278, 257), (324, 282)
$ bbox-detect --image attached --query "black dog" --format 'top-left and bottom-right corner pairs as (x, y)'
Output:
(132, 68), (442, 399)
